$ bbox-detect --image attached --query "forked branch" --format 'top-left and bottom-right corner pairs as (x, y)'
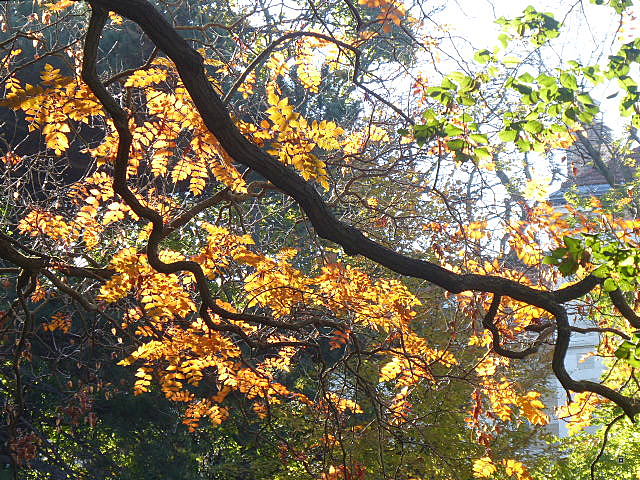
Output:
(51, 0), (640, 418)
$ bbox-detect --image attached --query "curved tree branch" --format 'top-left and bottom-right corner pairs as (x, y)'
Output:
(76, 0), (640, 418)
(610, 288), (640, 329)
(82, 0), (600, 310)
(482, 294), (553, 359)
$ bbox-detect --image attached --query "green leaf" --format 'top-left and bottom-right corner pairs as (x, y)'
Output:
(503, 56), (522, 65)
(583, 65), (603, 83)
(603, 278), (618, 292)
(498, 129), (518, 142)
(459, 94), (476, 106)
(577, 93), (595, 105)
(474, 49), (492, 64)
(537, 74), (556, 87)
(447, 139), (465, 150)
(591, 265), (609, 278)
(414, 125), (431, 138)
(469, 133), (488, 144)
(551, 247), (568, 258)
(548, 104), (562, 117)
(577, 111), (595, 123)
(563, 107), (579, 125)
(615, 340), (634, 359)
(618, 278), (634, 292)
(563, 236), (581, 250)
(442, 77), (456, 90)
(619, 75), (637, 89)
(543, 255), (560, 265)
(473, 147), (492, 162)
(615, 339), (640, 367)
(627, 354), (640, 368)
(515, 138), (532, 152)
(523, 120), (543, 134)
(531, 140), (545, 152)
(558, 258), (578, 276)
(560, 72), (578, 90)
(512, 83), (533, 95)
(454, 150), (472, 163)
(619, 255), (635, 267)
(444, 124), (464, 136)
(518, 72), (535, 83)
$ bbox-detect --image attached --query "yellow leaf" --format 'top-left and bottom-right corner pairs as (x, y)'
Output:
(473, 457), (497, 478)
(523, 175), (551, 202)
(380, 357), (403, 381)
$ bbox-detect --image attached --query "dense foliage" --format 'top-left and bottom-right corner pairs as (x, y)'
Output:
(2, 0), (640, 479)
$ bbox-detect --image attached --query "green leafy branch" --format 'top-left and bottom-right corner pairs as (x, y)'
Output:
(545, 234), (640, 293)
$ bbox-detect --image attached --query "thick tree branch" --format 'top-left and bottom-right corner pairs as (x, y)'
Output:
(0, 236), (48, 272)
(550, 304), (639, 418)
(83, 0), (597, 310)
(610, 288), (640, 329)
(78, 0), (640, 418)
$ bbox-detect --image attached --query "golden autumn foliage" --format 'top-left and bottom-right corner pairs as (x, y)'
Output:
(358, 0), (408, 33)
(42, 312), (72, 333)
(1, 53), (563, 477)
(7, 1), (640, 478)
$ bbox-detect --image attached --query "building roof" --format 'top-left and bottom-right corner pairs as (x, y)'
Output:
(549, 183), (612, 207)
(549, 123), (635, 206)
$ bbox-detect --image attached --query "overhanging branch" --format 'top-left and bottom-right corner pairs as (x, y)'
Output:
(76, 0), (640, 418)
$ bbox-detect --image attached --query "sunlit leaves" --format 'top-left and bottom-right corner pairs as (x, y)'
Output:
(191, 131), (247, 193)
(42, 0), (74, 12)
(358, 0), (407, 33)
(502, 459), (533, 480)
(496, 6), (560, 47)
(0, 13), (582, 469)
(591, 0), (634, 15)
(478, 378), (549, 426)
(517, 391), (549, 425)
(473, 457), (497, 478)
(100, 248), (196, 321)
(266, 92), (299, 131)
(124, 67), (168, 88)
(545, 229), (640, 292)
(296, 36), (324, 92)
(265, 51), (290, 80)
(556, 391), (605, 435)
(1, 65), (102, 155)
(1, 152), (23, 166)
(379, 357), (403, 382)
(42, 312), (72, 333)
(183, 401), (229, 431)
(522, 175), (552, 202)
(509, 227), (544, 266)
(614, 334), (640, 368)
(102, 202), (128, 226)
(474, 49), (492, 64)
(324, 393), (363, 414)
(18, 209), (75, 243)
(96, 221), (466, 432)
(263, 89), (348, 189)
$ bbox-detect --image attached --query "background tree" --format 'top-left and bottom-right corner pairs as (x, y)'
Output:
(3, 0), (640, 479)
